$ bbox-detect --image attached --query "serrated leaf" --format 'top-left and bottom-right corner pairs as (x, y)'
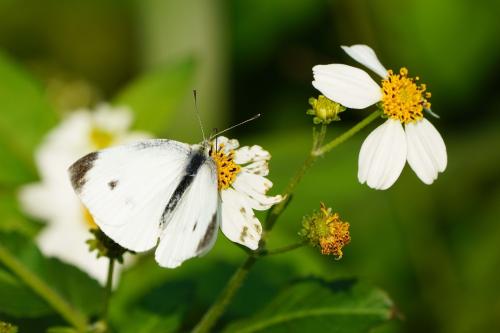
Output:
(0, 232), (103, 317)
(113, 57), (196, 135)
(223, 278), (394, 333)
(0, 52), (57, 186)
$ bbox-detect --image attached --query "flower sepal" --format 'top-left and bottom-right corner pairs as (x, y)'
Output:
(86, 228), (133, 263)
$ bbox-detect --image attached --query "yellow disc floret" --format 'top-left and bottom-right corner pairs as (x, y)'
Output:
(211, 144), (241, 190)
(381, 68), (431, 124)
(89, 127), (114, 149)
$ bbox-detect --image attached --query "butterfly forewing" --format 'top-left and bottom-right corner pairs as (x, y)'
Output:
(68, 139), (191, 252)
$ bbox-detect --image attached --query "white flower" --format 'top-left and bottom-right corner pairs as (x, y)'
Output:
(210, 136), (283, 250)
(312, 44), (447, 190)
(18, 104), (150, 285)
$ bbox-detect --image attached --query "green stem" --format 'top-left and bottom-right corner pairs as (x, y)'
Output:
(261, 241), (306, 256)
(0, 244), (87, 332)
(191, 256), (257, 333)
(102, 258), (115, 326)
(313, 110), (382, 156)
(265, 124), (328, 232)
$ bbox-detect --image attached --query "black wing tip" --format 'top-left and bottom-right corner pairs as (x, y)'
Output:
(68, 151), (99, 193)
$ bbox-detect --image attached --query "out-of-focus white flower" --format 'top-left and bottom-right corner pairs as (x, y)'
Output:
(211, 136), (283, 250)
(18, 104), (150, 285)
(312, 45), (447, 190)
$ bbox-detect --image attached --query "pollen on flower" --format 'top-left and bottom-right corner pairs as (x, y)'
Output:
(89, 127), (114, 149)
(381, 68), (431, 124)
(300, 202), (351, 260)
(211, 143), (241, 190)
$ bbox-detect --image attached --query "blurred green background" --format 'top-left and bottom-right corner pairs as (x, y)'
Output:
(0, 0), (499, 332)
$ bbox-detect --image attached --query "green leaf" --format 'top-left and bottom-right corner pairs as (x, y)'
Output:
(113, 309), (181, 333)
(0, 268), (52, 317)
(0, 52), (57, 186)
(45, 327), (78, 333)
(113, 57), (196, 135)
(223, 278), (395, 333)
(0, 192), (40, 237)
(0, 232), (103, 317)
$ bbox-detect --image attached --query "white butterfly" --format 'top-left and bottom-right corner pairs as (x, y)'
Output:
(68, 135), (282, 268)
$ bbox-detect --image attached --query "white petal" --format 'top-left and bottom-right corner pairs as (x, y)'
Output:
(405, 118), (447, 185)
(312, 64), (381, 109)
(18, 184), (57, 221)
(37, 223), (119, 286)
(220, 189), (262, 250)
(214, 136), (239, 153)
(231, 172), (283, 210)
(358, 119), (407, 190)
(341, 44), (388, 78)
(93, 104), (133, 134)
(17, 182), (82, 223)
(242, 160), (269, 177)
(234, 145), (270, 164)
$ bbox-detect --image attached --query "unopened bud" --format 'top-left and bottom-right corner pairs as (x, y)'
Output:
(307, 95), (346, 124)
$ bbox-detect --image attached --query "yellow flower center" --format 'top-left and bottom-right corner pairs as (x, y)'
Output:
(211, 144), (241, 190)
(82, 206), (97, 229)
(381, 68), (431, 124)
(89, 127), (114, 149)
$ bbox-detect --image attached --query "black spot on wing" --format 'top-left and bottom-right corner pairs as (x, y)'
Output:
(197, 213), (217, 252)
(108, 180), (118, 190)
(160, 149), (207, 226)
(69, 152), (98, 193)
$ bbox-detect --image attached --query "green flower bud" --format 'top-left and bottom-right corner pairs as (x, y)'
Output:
(306, 95), (346, 124)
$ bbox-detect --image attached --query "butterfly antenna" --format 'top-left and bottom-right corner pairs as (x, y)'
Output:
(193, 90), (206, 141)
(211, 114), (261, 139)
(213, 130), (219, 152)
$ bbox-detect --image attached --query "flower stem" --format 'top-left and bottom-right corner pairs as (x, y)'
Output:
(102, 258), (115, 326)
(260, 241), (306, 256)
(313, 110), (382, 156)
(265, 124), (328, 232)
(0, 244), (88, 332)
(191, 256), (257, 333)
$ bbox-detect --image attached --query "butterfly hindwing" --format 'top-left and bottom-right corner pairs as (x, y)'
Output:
(155, 151), (219, 268)
(68, 139), (191, 252)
